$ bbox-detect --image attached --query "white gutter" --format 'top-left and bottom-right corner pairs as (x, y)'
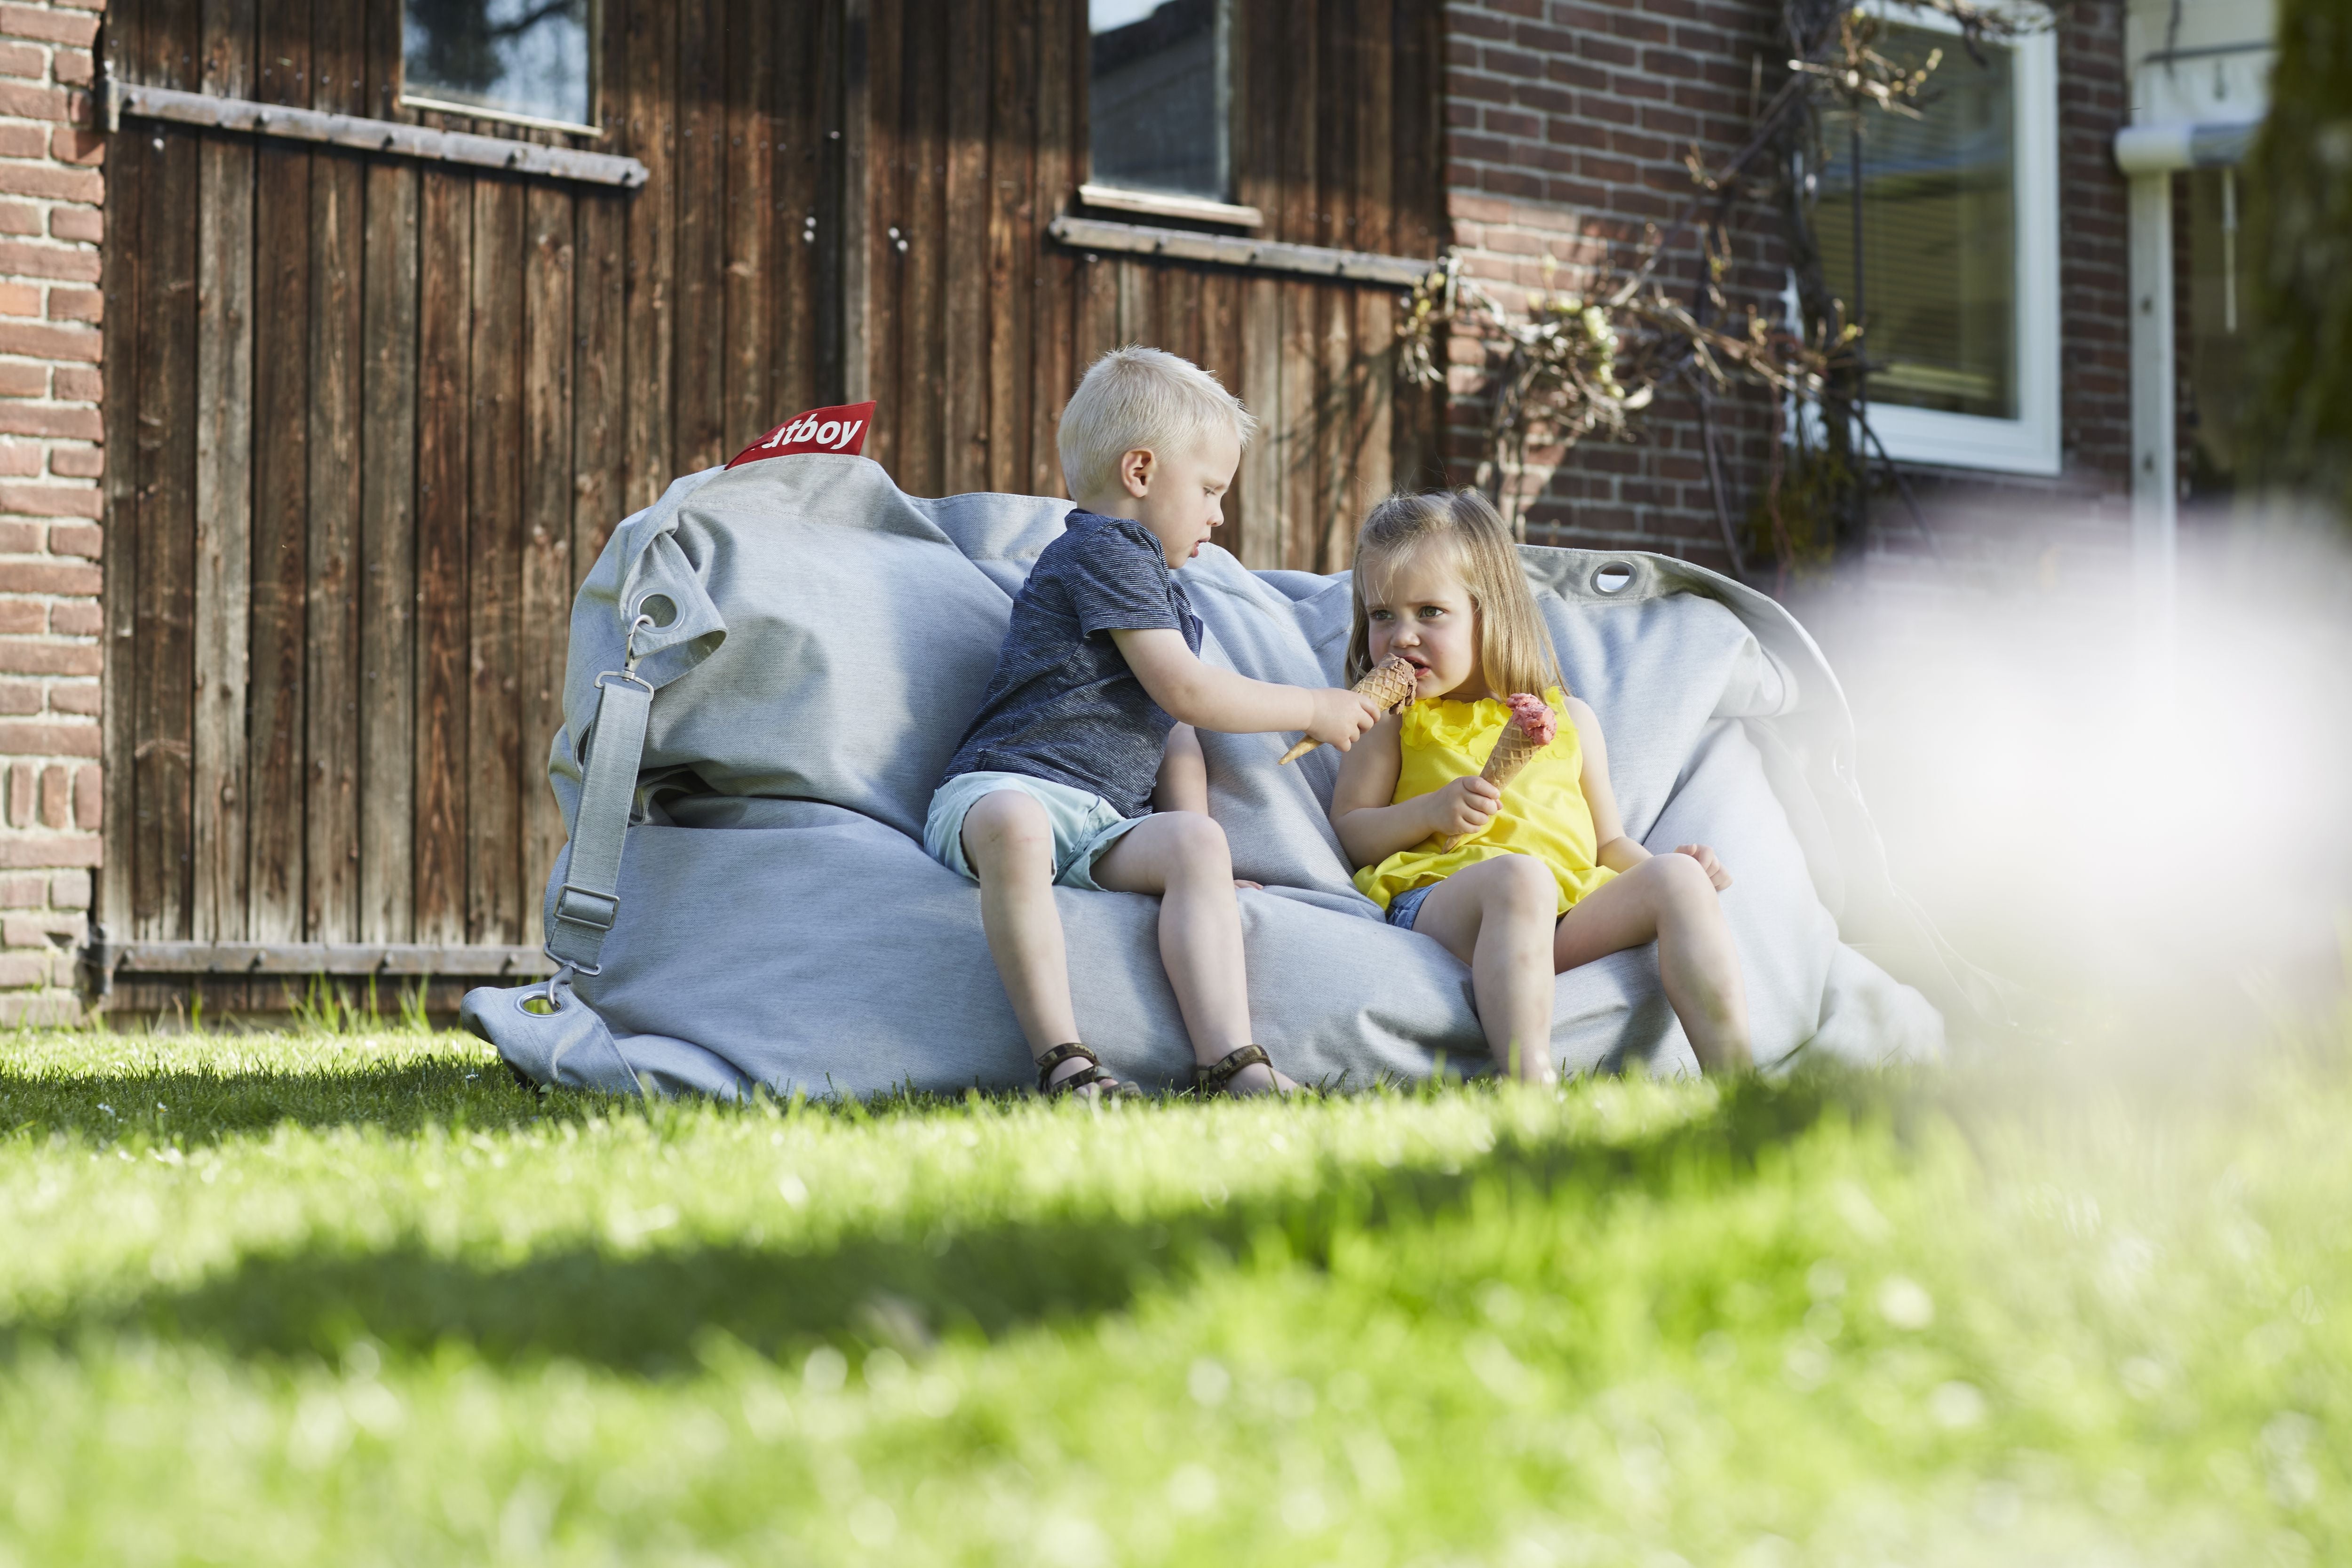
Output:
(2113, 119), (2262, 175)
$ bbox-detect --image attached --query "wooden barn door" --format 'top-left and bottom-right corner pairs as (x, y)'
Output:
(97, 0), (838, 1007)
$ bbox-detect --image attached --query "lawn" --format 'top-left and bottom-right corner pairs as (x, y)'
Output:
(0, 1022), (2343, 1565)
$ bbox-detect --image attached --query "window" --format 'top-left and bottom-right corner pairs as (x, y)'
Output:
(1087, 0), (1243, 221)
(1812, 6), (2059, 474)
(402, 0), (597, 136)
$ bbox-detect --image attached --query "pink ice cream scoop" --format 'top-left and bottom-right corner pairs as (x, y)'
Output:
(1501, 691), (1557, 747)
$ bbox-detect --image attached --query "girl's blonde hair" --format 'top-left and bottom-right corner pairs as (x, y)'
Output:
(1345, 489), (1564, 699)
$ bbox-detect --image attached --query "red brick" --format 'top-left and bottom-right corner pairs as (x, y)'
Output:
(0, 362), (40, 398)
(48, 125), (98, 166)
(0, 677), (31, 711)
(46, 206), (95, 243)
(0, 39), (38, 78)
(44, 599), (94, 633)
(0, 558), (95, 593)
(0, 518), (30, 550)
(35, 759), (62, 825)
(0, 6), (97, 46)
(68, 765), (93, 831)
(45, 520), (101, 558)
(0, 599), (34, 634)
(51, 863), (87, 904)
(0, 163), (101, 203)
(0, 241), (98, 285)
(0, 830), (96, 867)
(45, 286), (95, 323)
(0, 281), (34, 318)
(0, 80), (63, 120)
(0, 952), (49, 988)
(0, 870), (36, 905)
(0, 717), (91, 757)
(44, 679), (92, 715)
(44, 443), (94, 478)
(0, 637), (93, 675)
(48, 364), (91, 400)
(0, 403), (93, 440)
(0, 483), (96, 518)
(2, 757), (26, 822)
(53, 46), (88, 86)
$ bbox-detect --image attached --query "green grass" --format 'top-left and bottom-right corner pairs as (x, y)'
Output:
(0, 1024), (2344, 1565)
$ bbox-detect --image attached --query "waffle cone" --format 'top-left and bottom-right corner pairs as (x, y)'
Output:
(1440, 716), (1550, 850)
(1277, 656), (1419, 764)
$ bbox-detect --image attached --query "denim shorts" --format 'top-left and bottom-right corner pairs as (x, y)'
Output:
(922, 771), (1145, 892)
(1385, 883), (1438, 931)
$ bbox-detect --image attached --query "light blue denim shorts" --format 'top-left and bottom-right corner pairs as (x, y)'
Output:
(922, 771), (1146, 892)
(1386, 882), (1438, 931)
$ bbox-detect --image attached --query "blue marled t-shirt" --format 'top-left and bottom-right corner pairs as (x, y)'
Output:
(941, 510), (1203, 819)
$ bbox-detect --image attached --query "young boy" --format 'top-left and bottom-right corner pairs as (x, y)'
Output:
(924, 346), (1383, 1097)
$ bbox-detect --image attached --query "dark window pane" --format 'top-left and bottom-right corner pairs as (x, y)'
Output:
(405, 0), (593, 129)
(1818, 23), (2017, 419)
(1089, 0), (1231, 202)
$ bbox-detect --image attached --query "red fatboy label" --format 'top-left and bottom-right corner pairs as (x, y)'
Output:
(725, 401), (876, 468)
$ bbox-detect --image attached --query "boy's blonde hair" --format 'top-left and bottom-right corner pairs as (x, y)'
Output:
(1057, 345), (1258, 502)
(1346, 489), (1565, 700)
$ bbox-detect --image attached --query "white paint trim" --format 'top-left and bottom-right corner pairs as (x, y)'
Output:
(1858, 7), (2063, 476)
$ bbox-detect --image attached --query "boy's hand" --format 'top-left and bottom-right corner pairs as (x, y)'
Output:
(1428, 775), (1503, 839)
(1304, 687), (1384, 751)
(1675, 844), (1732, 890)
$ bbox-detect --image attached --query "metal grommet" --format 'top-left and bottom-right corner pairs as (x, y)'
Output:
(1591, 560), (1637, 595)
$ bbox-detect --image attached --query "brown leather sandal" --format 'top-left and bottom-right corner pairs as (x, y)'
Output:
(1035, 1042), (1139, 1098)
(1192, 1043), (1283, 1097)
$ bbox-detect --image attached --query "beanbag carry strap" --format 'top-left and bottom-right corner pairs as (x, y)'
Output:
(546, 664), (654, 974)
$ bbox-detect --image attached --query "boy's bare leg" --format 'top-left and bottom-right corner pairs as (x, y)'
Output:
(1407, 855), (1559, 1083)
(960, 791), (1105, 1090)
(1551, 854), (1752, 1073)
(1090, 810), (1295, 1095)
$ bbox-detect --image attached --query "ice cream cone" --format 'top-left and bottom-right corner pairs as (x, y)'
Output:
(1440, 693), (1557, 850)
(1277, 655), (1419, 764)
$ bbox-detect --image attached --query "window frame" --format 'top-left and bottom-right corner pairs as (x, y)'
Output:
(397, 0), (607, 141)
(1837, 0), (2061, 477)
(1080, 0), (1258, 231)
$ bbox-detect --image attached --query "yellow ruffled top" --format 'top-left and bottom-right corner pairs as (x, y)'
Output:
(1351, 686), (1617, 917)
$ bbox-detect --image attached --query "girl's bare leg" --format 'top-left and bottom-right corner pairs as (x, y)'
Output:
(1406, 854), (1560, 1083)
(1552, 854), (1752, 1072)
(1091, 811), (1295, 1095)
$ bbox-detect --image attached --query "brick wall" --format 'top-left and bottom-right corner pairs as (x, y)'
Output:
(0, 0), (100, 1026)
(1441, 0), (2135, 571)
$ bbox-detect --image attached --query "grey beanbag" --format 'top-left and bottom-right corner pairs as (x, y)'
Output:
(462, 455), (1956, 1096)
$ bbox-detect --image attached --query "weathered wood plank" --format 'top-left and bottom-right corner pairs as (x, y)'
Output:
(984, 0), (1034, 493)
(1115, 257), (1148, 350)
(572, 190), (625, 571)
(723, 0), (779, 455)
(466, 175), (525, 946)
(357, 157), (418, 943)
(861, 0), (899, 473)
(412, 167), (469, 945)
(672, 0), (725, 470)
(620, 0), (677, 512)
(191, 0), (255, 943)
(1027, 0), (1077, 496)
(895, 0), (945, 495)
(771, 0), (820, 419)
(1238, 274), (1282, 569)
(248, 130), (309, 942)
(840, 0), (872, 402)
(97, 0), (150, 941)
(521, 181), (575, 929)
(1279, 280), (1318, 572)
(940, 0), (989, 493)
(304, 0), (363, 943)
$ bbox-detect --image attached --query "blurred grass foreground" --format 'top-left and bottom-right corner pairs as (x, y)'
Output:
(0, 1023), (2343, 1566)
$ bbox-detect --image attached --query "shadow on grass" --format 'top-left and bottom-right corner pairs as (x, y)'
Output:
(11, 1072), (1907, 1373)
(0, 1055), (604, 1146)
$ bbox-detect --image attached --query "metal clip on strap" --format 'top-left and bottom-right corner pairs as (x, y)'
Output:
(546, 617), (659, 976)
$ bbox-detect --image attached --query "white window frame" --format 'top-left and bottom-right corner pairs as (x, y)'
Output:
(1842, 1), (2061, 477)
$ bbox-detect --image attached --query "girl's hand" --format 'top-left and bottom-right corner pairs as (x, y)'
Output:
(1430, 775), (1503, 839)
(1675, 844), (1732, 891)
(1305, 686), (1385, 750)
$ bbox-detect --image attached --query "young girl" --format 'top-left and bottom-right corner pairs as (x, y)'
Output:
(1329, 491), (1753, 1082)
